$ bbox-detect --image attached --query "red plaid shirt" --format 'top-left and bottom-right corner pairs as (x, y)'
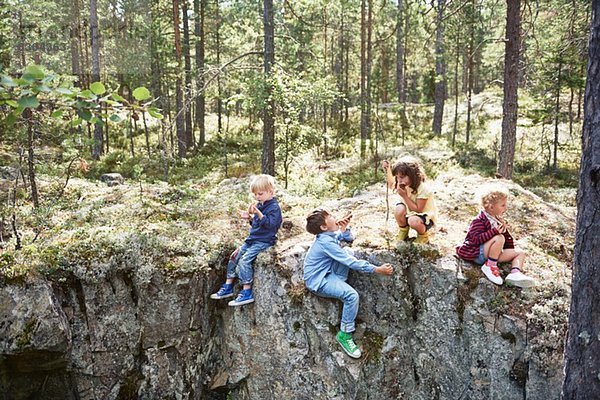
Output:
(456, 211), (515, 260)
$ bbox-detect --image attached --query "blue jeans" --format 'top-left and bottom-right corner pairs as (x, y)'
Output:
(474, 244), (486, 265)
(314, 251), (359, 333)
(226, 241), (272, 285)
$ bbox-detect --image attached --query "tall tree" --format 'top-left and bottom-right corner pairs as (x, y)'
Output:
(497, 0), (521, 179)
(562, 1), (600, 396)
(90, 0), (103, 159)
(194, 0), (205, 147)
(173, 0), (186, 158)
(465, 0), (475, 144)
(262, 0), (275, 175)
(359, 0), (372, 158)
(396, 0), (405, 102)
(432, 0), (446, 136)
(69, 0), (81, 86)
(182, 0), (194, 148)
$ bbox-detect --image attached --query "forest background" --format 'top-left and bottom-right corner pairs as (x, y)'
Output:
(0, 0), (597, 396)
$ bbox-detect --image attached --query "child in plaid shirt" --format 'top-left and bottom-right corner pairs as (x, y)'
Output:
(456, 186), (535, 287)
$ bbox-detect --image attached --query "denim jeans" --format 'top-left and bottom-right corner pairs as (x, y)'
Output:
(314, 251), (359, 333)
(226, 241), (272, 285)
(474, 244), (486, 265)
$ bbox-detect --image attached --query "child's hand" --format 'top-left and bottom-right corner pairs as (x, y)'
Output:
(382, 160), (391, 171)
(248, 203), (264, 219)
(375, 263), (394, 276)
(395, 185), (408, 197)
(248, 204), (257, 215)
(497, 222), (507, 234)
(238, 209), (251, 219)
(337, 212), (352, 232)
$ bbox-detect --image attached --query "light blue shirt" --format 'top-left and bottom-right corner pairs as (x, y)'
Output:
(303, 229), (376, 292)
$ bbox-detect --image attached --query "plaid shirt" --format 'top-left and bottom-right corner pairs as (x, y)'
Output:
(456, 211), (515, 260)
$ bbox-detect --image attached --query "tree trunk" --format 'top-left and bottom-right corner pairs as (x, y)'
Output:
(396, 0), (405, 105)
(497, 0), (521, 179)
(216, 0), (223, 134)
(553, 59), (562, 172)
(173, 0), (186, 158)
(182, 0), (194, 149)
(70, 0), (81, 86)
(562, 1), (600, 396)
(194, 0), (206, 147)
(359, 0), (370, 158)
(262, 0), (275, 175)
(344, 30), (350, 122)
(432, 0), (446, 136)
(453, 24), (460, 148)
(568, 85), (574, 139)
(24, 109), (39, 208)
(150, 0), (164, 123)
(90, 0), (103, 159)
(465, 8), (474, 144)
(366, 0), (373, 153)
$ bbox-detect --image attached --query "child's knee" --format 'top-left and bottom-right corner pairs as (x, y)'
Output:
(344, 289), (359, 305)
(407, 216), (422, 228)
(395, 204), (407, 216)
(493, 234), (505, 244)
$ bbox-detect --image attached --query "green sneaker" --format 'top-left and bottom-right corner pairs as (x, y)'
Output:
(336, 331), (362, 359)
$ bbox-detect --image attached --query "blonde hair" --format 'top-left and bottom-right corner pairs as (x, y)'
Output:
(479, 185), (509, 210)
(250, 174), (276, 193)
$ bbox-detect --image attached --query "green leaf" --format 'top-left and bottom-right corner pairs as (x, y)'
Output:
(109, 114), (122, 123)
(51, 110), (64, 118)
(1, 75), (17, 87)
(18, 96), (40, 108)
(132, 87), (151, 101)
(56, 87), (74, 95)
(23, 65), (45, 80)
(90, 82), (106, 95)
(79, 109), (92, 121)
(92, 117), (104, 127)
(34, 84), (51, 93)
(148, 107), (164, 120)
(111, 93), (126, 102)
(71, 118), (82, 127)
(5, 100), (19, 108)
(80, 90), (96, 100)
(4, 112), (18, 126)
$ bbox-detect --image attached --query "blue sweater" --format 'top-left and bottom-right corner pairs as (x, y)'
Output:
(303, 230), (376, 292)
(245, 197), (282, 246)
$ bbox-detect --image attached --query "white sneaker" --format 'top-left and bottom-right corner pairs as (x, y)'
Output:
(481, 264), (503, 285)
(505, 270), (536, 288)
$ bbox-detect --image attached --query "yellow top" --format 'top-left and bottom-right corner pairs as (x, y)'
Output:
(401, 183), (438, 225)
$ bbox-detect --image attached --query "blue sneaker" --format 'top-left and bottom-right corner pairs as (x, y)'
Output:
(210, 283), (234, 299)
(228, 289), (254, 306)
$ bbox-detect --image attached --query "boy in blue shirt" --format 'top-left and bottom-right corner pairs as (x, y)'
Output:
(303, 208), (394, 358)
(211, 174), (283, 306)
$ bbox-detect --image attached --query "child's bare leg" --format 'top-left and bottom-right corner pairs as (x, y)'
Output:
(483, 234), (505, 259)
(407, 216), (426, 234)
(498, 248), (526, 269)
(480, 234), (505, 285)
(394, 204), (408, 227)
(501, 249), (535, 287)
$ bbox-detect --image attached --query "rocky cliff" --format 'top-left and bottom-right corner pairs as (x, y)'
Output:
(0, 175), (573, 399)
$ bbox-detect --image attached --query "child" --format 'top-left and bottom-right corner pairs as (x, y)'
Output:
(303, 208), (394, 358)
(456, 185), (536, 288)
(210, 174), (283, 306)
(382, 157), (438, 244)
